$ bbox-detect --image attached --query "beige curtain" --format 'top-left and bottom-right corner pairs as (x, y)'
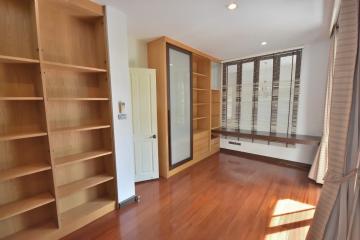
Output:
(308, 34), (336, 184)
(306, 0), (359, 239)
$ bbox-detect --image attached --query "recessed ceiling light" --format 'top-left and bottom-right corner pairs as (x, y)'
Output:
(261, 41), (267, 46)
(227, 2), (237, 10)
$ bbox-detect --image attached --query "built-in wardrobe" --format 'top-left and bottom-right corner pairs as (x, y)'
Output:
(0, 0), (117, 239)
(148, 37), (221, 178)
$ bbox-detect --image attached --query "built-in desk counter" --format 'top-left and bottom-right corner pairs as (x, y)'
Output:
(212, 128), (321, 145)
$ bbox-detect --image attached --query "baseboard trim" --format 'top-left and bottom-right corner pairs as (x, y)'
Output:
(220, 148), (311, 171)
(119, 195), (139, 208)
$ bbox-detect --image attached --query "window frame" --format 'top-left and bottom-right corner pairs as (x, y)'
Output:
(222, 49), (302, 137)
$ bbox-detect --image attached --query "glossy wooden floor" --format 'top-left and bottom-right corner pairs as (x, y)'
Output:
(63, 152), (321, 240)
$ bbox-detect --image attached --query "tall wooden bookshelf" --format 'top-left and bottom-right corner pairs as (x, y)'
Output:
(211, 90), (221, 129)
(192, 55), (211, 161)
(0, 0), (117, 239)
(210, 89), (221, 154)
(148, 37), (221, 178)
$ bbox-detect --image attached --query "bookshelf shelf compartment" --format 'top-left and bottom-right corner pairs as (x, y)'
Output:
(39, 0), (107, 70)
(60, 199), (115, 225)
(0, 163), (51, 182)
(194, 129), (208, 135)
(55, 150), (112, 168)
(0, 193), (55, 221)
(57, 175), (114, 198)
(45, 0), (104, 18)
(4, 222), (57, 240)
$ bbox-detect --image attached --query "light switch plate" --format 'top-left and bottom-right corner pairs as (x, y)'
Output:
(118, 113), (127, 120)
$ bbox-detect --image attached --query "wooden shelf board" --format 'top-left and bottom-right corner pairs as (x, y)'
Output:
(193, 88), (208, 91)
(0, 193), (54, 221)
(61, 198), (115, 224)
(0, 163), (51, 182)
(0, 97), (43, 101)
(55, 150), (112, 168)
(43, 61), (107, 73)
(193, 72), (208, 78)
(5, 222), (57, 240)
(193, 117), (207, 120)
(0, 131), (47, 141)
(0, 55), (39, 64)
(51, 124), (110, 134)
(193, 103), (209, 106)
(57, 175), (114, 198)
(48, 97), (109, 101)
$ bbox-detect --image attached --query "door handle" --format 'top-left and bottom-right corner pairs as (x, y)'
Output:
(149, 134), (156, 139)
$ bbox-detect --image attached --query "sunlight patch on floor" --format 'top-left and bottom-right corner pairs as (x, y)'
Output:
(272, 199), (315, 216)
(265, 199), (316, 240)
(265, 225), (310, 240)
(270, 209), (315, 227)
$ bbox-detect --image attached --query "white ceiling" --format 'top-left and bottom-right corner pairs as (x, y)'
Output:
(98, 0), (334, 60)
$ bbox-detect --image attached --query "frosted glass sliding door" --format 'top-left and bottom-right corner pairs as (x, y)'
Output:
(167, 44), (192, 168)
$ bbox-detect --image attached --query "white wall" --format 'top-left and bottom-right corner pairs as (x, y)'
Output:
(105, 6), (136, 203)
(297, 40), (330, 136)
(221, 39), (330, 164)
(128, 36), (148, 68)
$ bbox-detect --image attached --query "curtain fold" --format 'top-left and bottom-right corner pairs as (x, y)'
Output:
(323, 44), (359, 240)
(345, 22), (360, 238)
(308, 34), (335, 184)
(306, 0), (359, 239)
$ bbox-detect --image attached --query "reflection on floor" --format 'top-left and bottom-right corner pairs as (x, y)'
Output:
(63, 152), (321, 240)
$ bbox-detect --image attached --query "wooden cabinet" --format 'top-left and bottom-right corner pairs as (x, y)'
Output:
(0, 0), (116, 239)
(148, 37), (221, 178)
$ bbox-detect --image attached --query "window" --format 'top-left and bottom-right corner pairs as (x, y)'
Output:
(222, 49), (302, 135)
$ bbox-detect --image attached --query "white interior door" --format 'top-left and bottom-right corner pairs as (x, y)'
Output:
(130, 68), (159, 182)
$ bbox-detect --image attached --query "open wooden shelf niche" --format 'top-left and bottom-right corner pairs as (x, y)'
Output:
(0, 0), (117, 239)
(211, 90), (221, 130)
(193, 54), (211, 133)
(192, 54), (211, 161)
